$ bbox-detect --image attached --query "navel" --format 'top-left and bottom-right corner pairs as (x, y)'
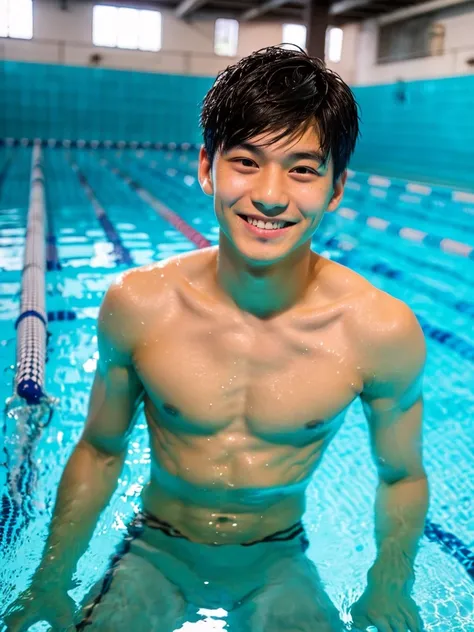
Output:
(305, 419), (325, 429)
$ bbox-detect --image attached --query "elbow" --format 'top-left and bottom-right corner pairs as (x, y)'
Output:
(378, 465), (428, 487)
(77, 435), (127, 464)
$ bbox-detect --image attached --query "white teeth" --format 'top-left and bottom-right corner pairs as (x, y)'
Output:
(246, 217), (286, 230)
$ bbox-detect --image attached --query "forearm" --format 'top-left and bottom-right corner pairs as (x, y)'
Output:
(33, 438), (124, 588)
(369, 474), (429, 581)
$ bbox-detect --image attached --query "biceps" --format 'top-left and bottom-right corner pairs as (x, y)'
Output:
(364, 395), (425, 483)
(82, 363), (144, 456)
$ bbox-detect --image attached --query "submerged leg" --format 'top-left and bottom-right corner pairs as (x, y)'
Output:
(229, 552), (343, 632)
(76, 545), (186, 632)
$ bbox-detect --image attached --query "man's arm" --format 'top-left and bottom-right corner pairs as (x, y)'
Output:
(31, 276), (144, 590)
(360, 299), (429, 585)
(350, 297), (429, 631)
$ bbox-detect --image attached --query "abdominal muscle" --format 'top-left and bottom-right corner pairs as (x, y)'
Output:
(139, 449), (311, 545)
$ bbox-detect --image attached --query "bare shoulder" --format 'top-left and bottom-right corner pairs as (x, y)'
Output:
(319, 257), (426, 383)
(360, 287), (425, 357)
(99, 249), (213, 345)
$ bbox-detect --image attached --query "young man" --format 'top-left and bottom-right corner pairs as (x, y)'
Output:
(4, 46), (428, 632)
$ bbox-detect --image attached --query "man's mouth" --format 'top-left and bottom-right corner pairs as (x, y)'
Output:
(237, 214), (295, 231)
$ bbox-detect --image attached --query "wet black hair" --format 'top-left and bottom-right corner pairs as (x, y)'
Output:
(200, 45), (360, 182)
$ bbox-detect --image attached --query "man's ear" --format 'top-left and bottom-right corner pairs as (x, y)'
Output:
(327, 169), (348, 213)
(198, 145), (213, 197)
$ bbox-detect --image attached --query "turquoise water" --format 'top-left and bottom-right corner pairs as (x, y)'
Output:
(0, 146), (473, 631)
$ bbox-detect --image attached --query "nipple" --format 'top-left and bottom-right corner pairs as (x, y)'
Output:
(163, 404), (179, 416)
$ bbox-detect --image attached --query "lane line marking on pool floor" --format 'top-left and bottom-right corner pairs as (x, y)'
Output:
(65, 151), (134, 266)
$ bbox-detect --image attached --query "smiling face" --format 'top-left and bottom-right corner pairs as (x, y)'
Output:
(199, 124), (347, 266)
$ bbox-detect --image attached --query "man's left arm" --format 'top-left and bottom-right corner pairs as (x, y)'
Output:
(351, 299), (429, 632)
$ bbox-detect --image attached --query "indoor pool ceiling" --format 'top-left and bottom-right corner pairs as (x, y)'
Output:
(63, 0), (459, 24)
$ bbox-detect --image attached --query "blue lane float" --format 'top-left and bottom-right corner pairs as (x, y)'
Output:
(4, 142), (57, 424)
(0, 137), (200, 152)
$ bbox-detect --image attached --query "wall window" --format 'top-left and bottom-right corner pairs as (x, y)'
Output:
(0, 0), (33, 40)
(378, 16), (436, 63)
(282, 24), (307, 51)
(214, 18), (239, 57)
(326, 27), (343, 63)
(93, 5), (161, 51)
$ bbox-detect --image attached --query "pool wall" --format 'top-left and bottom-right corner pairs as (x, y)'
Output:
(1, 60), (473, 187)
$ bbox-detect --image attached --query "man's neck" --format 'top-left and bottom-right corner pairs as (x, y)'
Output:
(214, 233), (318, 319)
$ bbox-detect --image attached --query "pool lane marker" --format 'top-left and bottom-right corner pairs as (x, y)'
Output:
(348, 187), (474, 236)
(96, 155), (211, 250)
(337, 206), (474, 259)
(347, 168), (474, 210)
(65, 152), (134, 266)
(0, 138), (200, 153)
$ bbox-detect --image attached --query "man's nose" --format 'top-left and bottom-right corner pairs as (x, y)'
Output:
(251, 167), (289, 215)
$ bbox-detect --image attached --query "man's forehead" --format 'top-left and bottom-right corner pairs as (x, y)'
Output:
(249, 125), (322, 153)
(219, 128), (329, 167)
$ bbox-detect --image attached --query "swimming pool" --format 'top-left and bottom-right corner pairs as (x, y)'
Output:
(0, 143), (473, 631)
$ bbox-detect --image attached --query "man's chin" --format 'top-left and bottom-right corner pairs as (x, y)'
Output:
(233, 240), (291, 266)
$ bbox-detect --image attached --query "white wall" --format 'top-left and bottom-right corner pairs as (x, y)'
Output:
(328, 22), (359, 84)
(0, 0), (355, 83)
(354, 8), (474, 85)
(0, 0), (231, 76)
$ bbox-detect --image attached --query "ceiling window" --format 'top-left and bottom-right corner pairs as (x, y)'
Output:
(93, 5), (161, 52)
(214, 18), (239, 57)
(282, 24), (307, 51)
(326, 27), (343, 63)
(0, 0), (33, 40)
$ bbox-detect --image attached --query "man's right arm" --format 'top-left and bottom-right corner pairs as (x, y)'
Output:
(31, 278), (144, 591)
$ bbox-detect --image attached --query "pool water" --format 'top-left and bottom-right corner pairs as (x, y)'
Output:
(0, 145), (473, 631)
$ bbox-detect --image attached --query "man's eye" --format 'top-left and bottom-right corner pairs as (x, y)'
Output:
(292, 166), (318, 175)
(233, 158), (256, 168)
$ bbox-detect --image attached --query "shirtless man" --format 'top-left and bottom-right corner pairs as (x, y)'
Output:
(3, 46), (428, 632)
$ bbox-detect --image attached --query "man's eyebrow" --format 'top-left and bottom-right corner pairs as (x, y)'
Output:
(230, 143), (326, 165)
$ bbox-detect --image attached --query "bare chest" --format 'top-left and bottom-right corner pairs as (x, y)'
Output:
(134, 306), (362, 444)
